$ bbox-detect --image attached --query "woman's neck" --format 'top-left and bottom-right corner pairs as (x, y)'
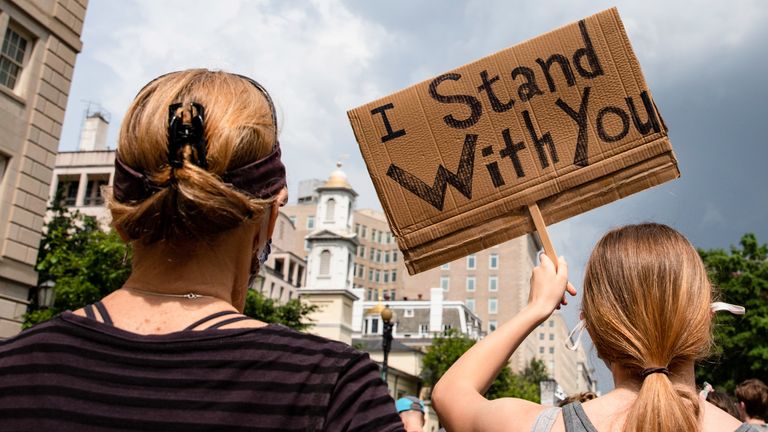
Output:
(123, 222), (258, 310)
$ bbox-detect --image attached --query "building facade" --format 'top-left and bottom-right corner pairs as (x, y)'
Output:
(0, 0), (87, 337)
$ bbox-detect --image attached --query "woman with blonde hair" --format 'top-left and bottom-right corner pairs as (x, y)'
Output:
(0, 69), (404, 431)
(432, 223), (757, 432)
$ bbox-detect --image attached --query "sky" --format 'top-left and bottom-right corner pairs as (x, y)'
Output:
(59, 0), (768, 392)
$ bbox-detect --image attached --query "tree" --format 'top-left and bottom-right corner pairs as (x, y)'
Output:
(421, 329), (549, 401)
(243, 289), (317, 331)
(696, 233), (768, 391)
(25, 196), (131, 328)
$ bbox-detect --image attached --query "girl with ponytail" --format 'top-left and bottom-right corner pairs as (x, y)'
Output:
(433, 223), (757, 432)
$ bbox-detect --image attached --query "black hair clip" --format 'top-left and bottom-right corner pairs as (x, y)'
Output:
(167, 102), (207, 169)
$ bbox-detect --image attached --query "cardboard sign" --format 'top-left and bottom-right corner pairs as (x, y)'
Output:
(348, 8), (679, 275)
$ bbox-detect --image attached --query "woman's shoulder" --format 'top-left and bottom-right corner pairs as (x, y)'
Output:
(702, 401), (746, 432)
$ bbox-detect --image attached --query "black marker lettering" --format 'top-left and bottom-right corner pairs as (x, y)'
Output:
(597, 106), (630, 142)
(499, 128), (526, 178)
(573, 20), (604, 79)
(536, 54), (575, 93)
(511, 66), (544, 102)
(522, 111), (558, 169)
(386, 134), (477, 211)
(478, 70), (514, 113)
(556, 86), (591, 167)
(370, 103), (406, 143)
(481, 145), (505, 188)
(626, 91), (660, 135)
(428, 73), (483, 129)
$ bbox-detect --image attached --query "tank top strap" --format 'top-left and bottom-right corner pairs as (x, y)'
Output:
(562, 402), (598, 432)
(83, 304), (96, 320)
(93, 301), (114, 326)
(531, 407), (561, 432)
(183, 310), (243, 331)
(204, 315), (252, 330)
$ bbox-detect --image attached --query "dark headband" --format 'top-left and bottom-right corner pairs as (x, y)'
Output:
(112, 72), (286, 202)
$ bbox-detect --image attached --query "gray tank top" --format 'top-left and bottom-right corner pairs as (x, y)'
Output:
(530, 402), (762, 432)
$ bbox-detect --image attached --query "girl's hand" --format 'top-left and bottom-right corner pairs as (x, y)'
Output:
(527, 254), (577, 316)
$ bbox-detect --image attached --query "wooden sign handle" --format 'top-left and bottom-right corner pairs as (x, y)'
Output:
(527, 203), (557, 266)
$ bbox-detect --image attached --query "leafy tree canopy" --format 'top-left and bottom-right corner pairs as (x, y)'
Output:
(696, 233), (768, 391)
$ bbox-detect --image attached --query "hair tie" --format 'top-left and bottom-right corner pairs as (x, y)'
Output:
(641, 367), (669, 379)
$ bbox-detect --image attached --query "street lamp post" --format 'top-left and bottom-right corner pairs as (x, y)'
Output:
(380, 305), (394, 385)
(38, 280), (56, 309)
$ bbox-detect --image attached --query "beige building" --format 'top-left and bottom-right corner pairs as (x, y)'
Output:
(0, 0), (87, 338)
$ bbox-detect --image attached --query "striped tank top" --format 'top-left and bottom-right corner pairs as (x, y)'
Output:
(0, 308), (404, 431)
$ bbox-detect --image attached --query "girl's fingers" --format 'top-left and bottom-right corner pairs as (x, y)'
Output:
(566, 282), (577, 296)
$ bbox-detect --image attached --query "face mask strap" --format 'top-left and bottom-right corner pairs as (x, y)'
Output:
(710, 301), (745, 315)
(564, 319), (586, 351)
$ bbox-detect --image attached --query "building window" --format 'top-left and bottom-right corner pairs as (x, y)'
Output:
(440, 276), (450, 291)
(371, 318), (379, 334)
(389, 289), (396, 300)
(375, 249), (381, 263)
(0, 154), (7, 181)
(489, 320), (498, 332)
(306, 215), (315, 229)
(466, 299), (475, 312)
(392, 250), (398, 262)
(369, 248), (375, 260)
(466, 276), (476, 292)
(404, 309), (414, 318)
(325, 198), (336, 220)
(383, 272), (389, 283)
(369, 269), (374, 282)
(489, 253), (499, 269)
(539, 346), (545, 354)
(467, 254), (476, 269)
(549, 320), (554, 327)
(384, 251), (390, 263)
(391, 270), (397, 282)
(549, 347), (555, 354)
(441, 263), (450, 270)
(488, 276), (498, 292)
(442, 324), (452, 332)
(377, 231), (383, 243)
(549, 333), (554, 341)
(354, 223), (360, 235)
(57, 177), (79, 207)
(319, 250), (331, 275)
(419, 324), (429, 334)
(385, 232), (391, 244)
(361, 225), (367, 238)
(371, 229), (377, 241)
(539, 333), (544, 340)
(0, 25), (31, 90)
(83, 176), (108, 206)
(357, 264), (365, 278)
(489, 298), (498, 314)
(375, 270), (380, 283)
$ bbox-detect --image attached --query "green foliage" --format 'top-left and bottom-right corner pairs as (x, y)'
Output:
(696, 233), (768, 391)
(243, 289), (318, 331)
(421, 329), (549, 402)
(24, 196), (131, 329)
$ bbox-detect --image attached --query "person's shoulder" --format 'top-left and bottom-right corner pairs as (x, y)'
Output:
(0, 315), (71, 358)
(702, 401), (744, 432)
(258, 324), (365, 360)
